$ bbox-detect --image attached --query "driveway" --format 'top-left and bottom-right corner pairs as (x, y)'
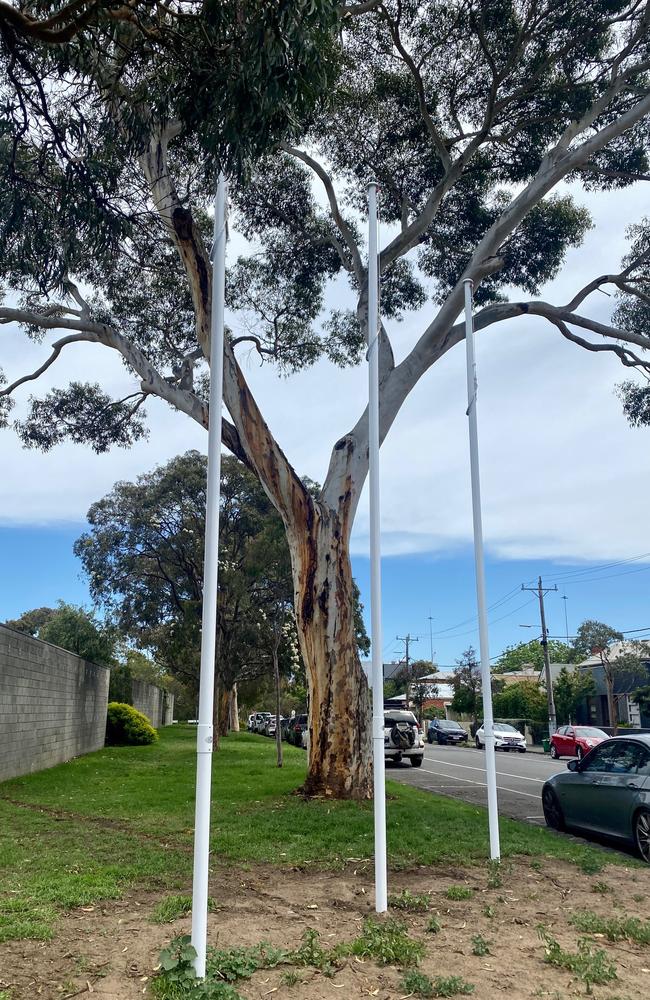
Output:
(387, 742), (563, 825)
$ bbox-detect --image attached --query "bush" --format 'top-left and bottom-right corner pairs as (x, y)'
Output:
(106, 702), (158, 746)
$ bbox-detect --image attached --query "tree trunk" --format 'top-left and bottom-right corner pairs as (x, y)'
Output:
(287, 500), (372, 799)
(217, 683), (231, 739)
(230, 684), (240, 731)
(605, 669), (618, 736)
(273, 646), (283, 768)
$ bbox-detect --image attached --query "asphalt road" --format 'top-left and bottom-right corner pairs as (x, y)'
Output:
(387, 742), (564, 825)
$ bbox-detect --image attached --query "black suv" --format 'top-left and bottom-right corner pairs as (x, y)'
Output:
(427, 718), (468, 745)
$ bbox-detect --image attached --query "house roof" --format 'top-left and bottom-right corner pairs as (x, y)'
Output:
(577, 641), (650, 667)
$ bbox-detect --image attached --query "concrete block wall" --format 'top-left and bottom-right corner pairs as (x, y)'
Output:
(0, 624), (110, 782)
(130, 678), (174, 728)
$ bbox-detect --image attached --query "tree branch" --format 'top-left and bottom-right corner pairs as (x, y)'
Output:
(0, 304), (250, 462)
(339, 0), (381, 15)
(380, 7), (451, 170)
(279, 143), (364, 281)
(550, 317), (650, 371)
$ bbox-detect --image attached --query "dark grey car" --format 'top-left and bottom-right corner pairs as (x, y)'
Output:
(542, 734), (650, 863)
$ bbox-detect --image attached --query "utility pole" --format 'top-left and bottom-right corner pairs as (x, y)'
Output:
(562, 594), (569, 644)
(521, 576), (558, 735)
(427, 615), (435, 668)
(396, 634), (419, 710)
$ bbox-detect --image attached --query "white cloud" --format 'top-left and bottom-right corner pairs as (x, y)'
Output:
(2, 183), (648, 568)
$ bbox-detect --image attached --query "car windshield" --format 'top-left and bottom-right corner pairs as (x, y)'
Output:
(575, 727), (608, 738)
(494, 724), (518, 733)
(385, 712), (418, 726)
(438, 721), (462, 730)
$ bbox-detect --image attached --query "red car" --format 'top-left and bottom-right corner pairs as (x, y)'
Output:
(550, 725), (609, 761)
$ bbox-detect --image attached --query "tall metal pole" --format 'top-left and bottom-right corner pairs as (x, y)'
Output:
(463, 279), (500, 862)
(191, 173), (227, 977)
(367, 181), (387, 914)
(537, 577), (557, 735)
(522, 577), (558, 735)
(428, 615), (434, 668)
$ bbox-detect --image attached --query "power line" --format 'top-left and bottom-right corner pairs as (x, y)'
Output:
(549, 551), (650, 583)
(432, 585), (522, 636)
(560, 564), (650, 586)
(433, 596), (538, 641)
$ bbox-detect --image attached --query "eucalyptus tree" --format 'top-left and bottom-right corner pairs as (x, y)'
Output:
(2, 1), (650, 798)
(74, 451), (296, 727)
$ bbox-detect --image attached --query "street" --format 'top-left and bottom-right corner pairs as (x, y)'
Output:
(388, 742), (563, 825)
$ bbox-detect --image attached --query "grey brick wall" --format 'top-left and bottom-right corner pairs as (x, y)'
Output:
(130, 679), (174, 728)
(0, 624), (110, 782)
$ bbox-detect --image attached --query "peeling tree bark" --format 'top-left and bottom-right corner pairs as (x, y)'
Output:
(287, 490), (371, 799)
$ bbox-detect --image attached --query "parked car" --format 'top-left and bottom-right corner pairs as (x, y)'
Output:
(264, 715), (281, 737)
(550, 725), (609, 761)
(280, 716), (294, 740)
(542, 735), (650, 863)
(287, 714), (308, 747)
(246, 714), (256, 732)
(384, 710), (424, 767)
(475, 722), (527, 752)
(428, 719), (468, 745)
(253, 712), (271, 734)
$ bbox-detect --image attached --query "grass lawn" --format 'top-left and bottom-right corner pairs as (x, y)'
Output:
(0, 726), (629, 944)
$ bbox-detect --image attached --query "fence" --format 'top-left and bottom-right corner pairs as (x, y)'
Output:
(0, 624), (110, 781)
(0, 625), (174, 782)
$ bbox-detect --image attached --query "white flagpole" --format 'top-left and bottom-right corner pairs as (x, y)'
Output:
(367, 181), (387, 911)
(463, 278), (500, 862)
(191, 172), (227, 976)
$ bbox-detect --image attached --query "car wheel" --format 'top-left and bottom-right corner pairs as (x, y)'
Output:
(576, 747), (584, 762)
(633, 809), (650, 864)
(411, 756), (423, 767)
(550, 744), (559, 759)
(518, 747), (527, 753)
(542, 787), (565, 831)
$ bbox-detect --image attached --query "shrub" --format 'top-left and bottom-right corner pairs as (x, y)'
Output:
(106, 702), (158, 746)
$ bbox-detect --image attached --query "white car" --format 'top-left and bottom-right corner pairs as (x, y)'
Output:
(384, 710), (425, 767)
(475, 723), (527, 752)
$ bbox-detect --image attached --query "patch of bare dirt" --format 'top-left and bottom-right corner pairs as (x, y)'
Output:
(2, 858), (649, 1000)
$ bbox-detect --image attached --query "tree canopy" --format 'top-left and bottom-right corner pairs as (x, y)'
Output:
(553, 666), (596, 725)
(493, 638), (572, 673)
(492, 678), (547, 723)
(6, 600), (116, 664)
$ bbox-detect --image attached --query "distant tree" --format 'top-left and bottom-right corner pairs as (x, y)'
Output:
(75, 451), (368, 741)
(38, 601), (115, 665)
(494, 639), (572, 674)
(572, 620), (649, 733)
(451, 647), (482, 725)
(4, 606), (56, 636)
(493, 679), (547, 724)
(407, 660), (437, 726)
(553, 667), (596, 726)
(353, 582), (371, 659)
(75, 451), (292, 730)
